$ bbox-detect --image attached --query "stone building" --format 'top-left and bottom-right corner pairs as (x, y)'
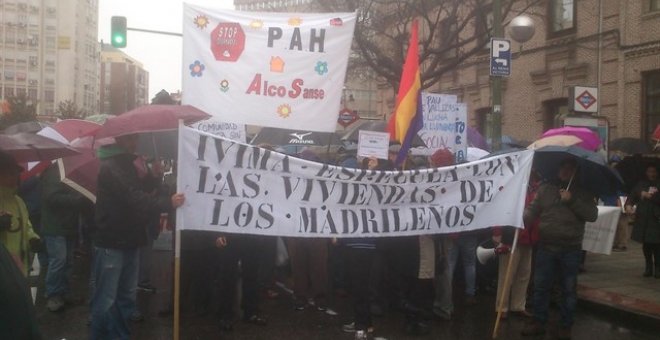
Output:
(99, 43), (149, 115)
(432, 0), (660, 144)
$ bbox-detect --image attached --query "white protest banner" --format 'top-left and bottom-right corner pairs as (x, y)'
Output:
(182, 5), (356, 132)
(357, 130), (390, 160)
(177, 126), (534, 238)
(582, 206), (621, 255)
(192, 119), (246, 143)
(413, 93), (468, 162)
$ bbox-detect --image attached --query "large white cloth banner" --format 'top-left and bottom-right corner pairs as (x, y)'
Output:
(182, 4), (356, 132)
(177, 126), (534, 237)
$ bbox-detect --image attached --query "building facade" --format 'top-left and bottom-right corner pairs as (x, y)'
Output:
(0, 0), (99, 117)
(99, 43), (148, 115)
(428, 0), (660, 145)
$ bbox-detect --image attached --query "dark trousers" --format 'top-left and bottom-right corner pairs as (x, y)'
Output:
(287, 238), (328, 302)
(348, 248), (375, 330)
(532, 247), (581, 328)
(218, 236), (261, 320)
(258, 236), (277, 290)
(181, 247), (218, 314)
(643, 243), (660, 269)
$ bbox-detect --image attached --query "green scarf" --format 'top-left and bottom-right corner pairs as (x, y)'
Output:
(97, 144), (128, 159)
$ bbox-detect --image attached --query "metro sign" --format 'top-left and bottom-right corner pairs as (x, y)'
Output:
(576, 91), (596, 110)
(337, 108), (359, 128)
(569, 86), (599, 113)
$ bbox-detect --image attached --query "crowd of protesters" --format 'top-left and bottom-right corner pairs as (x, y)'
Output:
(1, 135), (657, 340)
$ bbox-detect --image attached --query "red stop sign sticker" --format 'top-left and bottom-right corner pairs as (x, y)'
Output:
(211, 22), (245, 62)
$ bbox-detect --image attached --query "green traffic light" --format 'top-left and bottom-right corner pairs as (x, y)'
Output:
(111, 16), (127, 48)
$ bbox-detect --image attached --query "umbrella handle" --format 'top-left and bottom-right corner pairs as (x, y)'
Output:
(566, 171), (575, 191)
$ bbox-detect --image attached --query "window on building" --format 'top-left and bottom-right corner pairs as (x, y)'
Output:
(44, 90), (55, 103)
(475, 107), (490, 138)
(28, 88), (37, 99)
(651, 0), (660, 12)
(439, 18), (458, 60)
(4, 87), (14, 97)
(644, 71), (660, 143)
(543, 98), (569, 131)
(548, 0), (576, 37)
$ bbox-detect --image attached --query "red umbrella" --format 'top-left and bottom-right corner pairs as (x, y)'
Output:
(0, 133), (79, 163)
(57, 136), (101, 201)
(92, 105), (211, 139)
(541, 126), (602, 151)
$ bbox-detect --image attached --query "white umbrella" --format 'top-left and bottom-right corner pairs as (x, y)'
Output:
(467, 147), (489, 162)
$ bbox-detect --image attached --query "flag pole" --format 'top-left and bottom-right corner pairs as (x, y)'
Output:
(173, 120), (184, 340)
(492, 228), (520, 338)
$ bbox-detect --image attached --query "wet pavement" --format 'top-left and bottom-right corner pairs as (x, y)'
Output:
(36, 247), (660, 340)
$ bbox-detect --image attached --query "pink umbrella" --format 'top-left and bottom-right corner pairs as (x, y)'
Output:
(92, 104), (211, 139)
(541, 126), (602, 151)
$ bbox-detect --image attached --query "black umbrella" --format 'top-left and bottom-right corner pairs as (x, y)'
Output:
(609, 138), (652, 155)
(250, 127), (343, 146)
(614, 154), (660, 194)
(341, 120), (427, 147)
(2, 121), (50, 135)
(533, 145), (623, 196)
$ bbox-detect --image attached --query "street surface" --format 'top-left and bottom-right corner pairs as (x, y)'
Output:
(36, 249), (660, 340)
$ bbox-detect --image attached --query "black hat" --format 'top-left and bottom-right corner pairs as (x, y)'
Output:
(0, 151), (23, 173)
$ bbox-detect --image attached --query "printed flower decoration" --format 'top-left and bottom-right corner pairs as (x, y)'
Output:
(277, 104), (292, 118)
(249, 20), (264, 29)
(220, 79), (230, 92)
(288, 17), (303, 26)
(189, 60), (205, 77)
(194, 15), (209, 29)
(314, 61), (328, 76)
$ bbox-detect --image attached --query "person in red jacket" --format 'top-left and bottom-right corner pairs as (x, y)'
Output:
(492, 172), (541, 319)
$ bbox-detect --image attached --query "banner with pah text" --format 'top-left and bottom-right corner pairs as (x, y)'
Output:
(177, 127), (534, 238)
(182, 4), (356, 132)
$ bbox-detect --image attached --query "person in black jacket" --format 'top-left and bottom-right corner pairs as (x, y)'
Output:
(89, 134), (185, 340)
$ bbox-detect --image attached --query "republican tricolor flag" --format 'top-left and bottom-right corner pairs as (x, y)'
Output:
(387, 19), (423, 166)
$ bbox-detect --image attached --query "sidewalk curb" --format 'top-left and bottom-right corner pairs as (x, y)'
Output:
(577, 285), (660, 331)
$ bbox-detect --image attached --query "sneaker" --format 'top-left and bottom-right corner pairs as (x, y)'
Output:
(244, 314), (267, 326)
(354, 330), (368, 340)
(294, 299), (306, 311)
(343, 322), (374, 334)
(558, 326), (572, 340)
(130, 310), (145, 322)
(521, 321), (545, 336)
(46, 296), (65, 312)
(137, 283), (157, 294)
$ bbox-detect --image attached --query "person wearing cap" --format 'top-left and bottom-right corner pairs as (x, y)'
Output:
(0, 151), (41, 276)
(521, 158), (597, 340)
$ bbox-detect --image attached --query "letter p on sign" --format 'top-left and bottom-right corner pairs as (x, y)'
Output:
(490, 38), (511, 77)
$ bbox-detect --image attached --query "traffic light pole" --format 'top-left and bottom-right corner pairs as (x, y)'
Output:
(127, 27), (182, 37)
(491, 0), (503, 152)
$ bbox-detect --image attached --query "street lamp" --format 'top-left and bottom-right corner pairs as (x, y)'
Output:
(490, 10), (535, 151)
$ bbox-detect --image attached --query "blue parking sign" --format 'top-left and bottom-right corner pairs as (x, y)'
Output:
(490, 38), (511, 77)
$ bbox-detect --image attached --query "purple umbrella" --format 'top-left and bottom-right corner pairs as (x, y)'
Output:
(541, 127), (602, 152)
(467, 126), (489, 151)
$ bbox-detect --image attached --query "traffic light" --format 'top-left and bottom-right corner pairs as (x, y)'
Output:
(111, 16), (127, 48)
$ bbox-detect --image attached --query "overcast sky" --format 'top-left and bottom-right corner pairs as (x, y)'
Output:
(98, 0), (234, 100)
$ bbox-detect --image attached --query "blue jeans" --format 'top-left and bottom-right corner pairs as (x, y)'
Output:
(90, 247), (139, 340)
(532, 247), (581, 328)
(447, 234), (478, 296)
(44, 235), (74, 298)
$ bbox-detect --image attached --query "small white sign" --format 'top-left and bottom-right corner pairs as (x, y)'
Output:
(582, 206), (620, 255)
(191, 119), (246, 143)
(357, 130), (390, 160)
